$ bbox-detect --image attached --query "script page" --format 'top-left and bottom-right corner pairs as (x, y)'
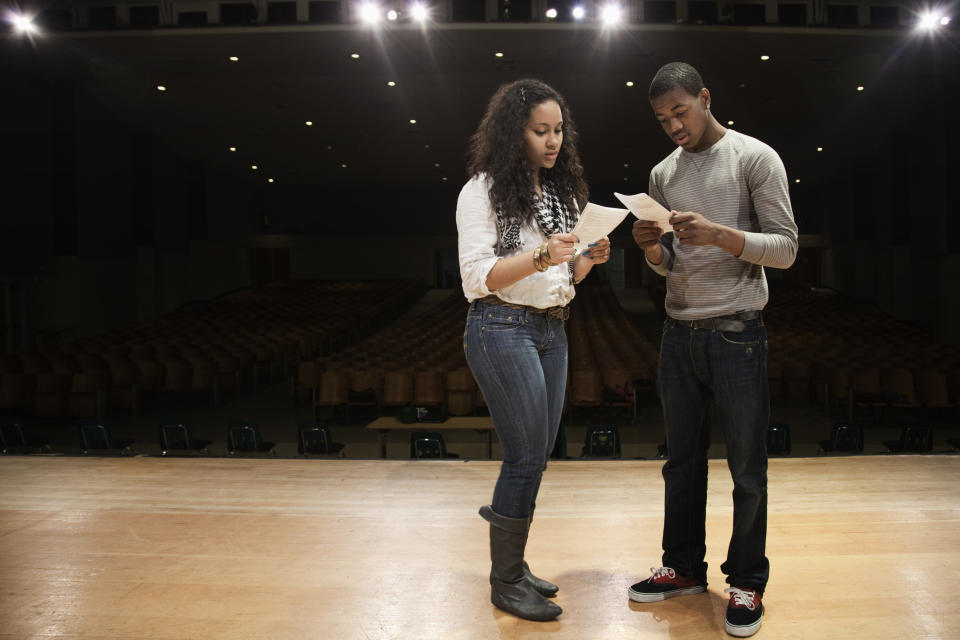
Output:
(614, 192), (674, 233)
(570, 203), (630, 251)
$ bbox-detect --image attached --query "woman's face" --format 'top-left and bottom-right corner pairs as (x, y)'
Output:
(524, 99), (563, 173)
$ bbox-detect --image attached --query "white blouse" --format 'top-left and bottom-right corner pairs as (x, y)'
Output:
(456, 174), (576, 309)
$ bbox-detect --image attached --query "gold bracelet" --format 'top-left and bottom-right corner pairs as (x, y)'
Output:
(533, 245), (548, 272)
(541, 242), (558, 267)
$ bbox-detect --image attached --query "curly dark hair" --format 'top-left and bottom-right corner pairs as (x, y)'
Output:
(649, 62), (705, 101)
(467, 78), (588, 229)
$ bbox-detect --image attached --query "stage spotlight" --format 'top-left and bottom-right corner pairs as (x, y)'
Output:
(410, 3), (429, 22)
(358, 3), (381, 24)
(572, 5), (586, 20)
(387, 9), (398, 21)
(917, 10), (951, 29)
(601, 4), (623, 25)
(9, 13), (38, 34)
(546, 8), (558, 19)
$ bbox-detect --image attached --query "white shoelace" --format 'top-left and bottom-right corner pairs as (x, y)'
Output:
(648, 566), (676, 581)
(724, 587), (758, 610)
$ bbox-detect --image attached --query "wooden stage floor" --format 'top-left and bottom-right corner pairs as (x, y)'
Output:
(1, 455), (958, 639)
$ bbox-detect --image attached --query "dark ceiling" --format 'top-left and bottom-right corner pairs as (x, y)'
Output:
(2, 21), (957, 202)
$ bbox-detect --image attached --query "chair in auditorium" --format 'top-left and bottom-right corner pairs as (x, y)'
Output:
(69, 370), (111, 419)
(347, 369), (382, 415)
(445, 367), (477, 417)
(78, 421), (135, 456)
(850, 367), (885, 422)
(316, 370), (349, 418)
(294, 361), (320, 407)
(884, 425), (933, 453)
(581, 424), (621, 459)
(410, 430), (458, 459)
(767, 422), (792, 456)
(879, 368), (921, 420)
(297, 423), (345, 457)
(0, 418), (53, 454)
(818, 422), (864, 454)
(380, 369), (415, 414)
(413, 369), (445, 420)
(159, 422), (212, 456)
(227, 421), (276, 456)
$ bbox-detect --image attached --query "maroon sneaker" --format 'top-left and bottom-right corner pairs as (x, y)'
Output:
(724, 587), (763, 637)
(628, 566), (706, 603)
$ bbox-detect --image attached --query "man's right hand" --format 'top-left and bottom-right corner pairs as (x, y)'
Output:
(632, 220), (664, 265)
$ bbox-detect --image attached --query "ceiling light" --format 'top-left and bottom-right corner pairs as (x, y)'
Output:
(494, 52), (504, 58)
(795, 179), (800, 183)
(409, 119), (417, 124)
(410, 3), (429, 22)
(623, 177), (629, 181)
(387, 9), (399, 21)
(434, 163), (440, 168)
(424, 144), (430, 149)
(351, 53), (360, 59)
(817, 147), (823, 152)
(601, 4), (623, 25)
(760, 55), (770, 61)
(727, 120), (734, 125)
(229, 56), (239, 62)
(625, 81), (634, 87)
(546, 8), (558, 19)
(229, 146), (237, 152)
(156, 85), (167, 91)
(442, 177), (448, 181)
(10, 13), (37, 34)
(572, 5), (586, 20)
(305, 121), (313, 126)
(918, 12), (944, 29)
(251, 165), (258, 170)
(387, 81), (396, 87)
(623, 163), (629, 168)
(358, 3), (381, 24)
(341, 163), (348, 168)
(940, 15), (951, 25)
(268, 178), (275, 183)
(856, 86), (864, 91)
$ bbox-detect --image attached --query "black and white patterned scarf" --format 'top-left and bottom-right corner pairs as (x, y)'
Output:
(495, 180), (579, 254)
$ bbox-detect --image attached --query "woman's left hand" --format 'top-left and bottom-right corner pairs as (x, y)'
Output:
(581, 237), (611, 264)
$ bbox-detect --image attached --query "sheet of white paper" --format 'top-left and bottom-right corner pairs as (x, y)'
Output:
(570, 203), (630, 250)
(614, 192), (674, 233)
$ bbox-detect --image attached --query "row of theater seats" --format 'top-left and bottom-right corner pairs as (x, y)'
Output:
(763, 284), (960, 417)
(296, 284), (661, 420)
(0, 280), (426, 419)
(0, 418), (345, 457)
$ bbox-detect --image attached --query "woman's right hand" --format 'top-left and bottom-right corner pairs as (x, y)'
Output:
(546, 233), (579, 263)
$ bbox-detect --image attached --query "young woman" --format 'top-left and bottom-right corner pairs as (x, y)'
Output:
(456, 78), (610, 622)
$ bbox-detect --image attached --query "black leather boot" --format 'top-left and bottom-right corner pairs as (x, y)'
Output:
(479, 505), (562, 622)
(523, 509), (559, 597)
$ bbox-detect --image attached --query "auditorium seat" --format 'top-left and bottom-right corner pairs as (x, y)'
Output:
(78, 421), (135, 455)
(884, 425), (933, 453)
(227, 421), (276, 456)
(445, 367), (476, 416)
(818, 423), (864, 454)
(297, 423), (345, 456)
(409, 430), (458, 459)
(0, 418), (53, 454)
(159, 422), (211, 456)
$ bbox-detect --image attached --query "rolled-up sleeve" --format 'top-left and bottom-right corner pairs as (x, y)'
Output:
(456, 176), (501, 299)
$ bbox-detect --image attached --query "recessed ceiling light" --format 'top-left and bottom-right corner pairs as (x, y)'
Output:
(387, 9), (399, 21)
(267, 178), (275, 183)
(727, 120), (734, 126)
(305, 121), (313, 126)
(442, 177), (448, 181)
(424, 144), (430, 149)
(351, 53), (360, 59)
(795, 179), (800, 183)
(760, 55), (770, 61)
(625, 81), (634, 87)
(387, 81), (396, 87)
(623, 177), (629, 181)
(341, 163), (348, 168)
(251, 165), (258, 170)
(623, 163), (629, 168)
(156, 85), (167, 92)
(546, 8), (558, 19)
(434, 163), (440, 168)
(411, 3), (429, 22)
(572, 5), (586, 20)
(494, 52), (504, 58)
(857, 86), (864, 91)
(817, 147), (823, 152)
(229, 146), (237, 152)
(409, 119), (417, 124)
(229, 56), (239, 62)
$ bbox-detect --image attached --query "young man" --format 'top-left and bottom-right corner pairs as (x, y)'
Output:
(629, 62), (798, 638)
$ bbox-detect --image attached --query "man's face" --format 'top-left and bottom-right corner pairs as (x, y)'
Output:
(651, 87), (712, 152)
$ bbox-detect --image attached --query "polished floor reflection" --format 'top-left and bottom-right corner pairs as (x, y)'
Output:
(0, 456), (958, 639)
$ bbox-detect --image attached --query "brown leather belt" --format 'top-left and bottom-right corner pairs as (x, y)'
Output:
(476, 295), (570, 321)
(670, 310), (762, 333)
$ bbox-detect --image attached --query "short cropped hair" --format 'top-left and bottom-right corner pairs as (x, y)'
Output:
(649, 62), (705, 101)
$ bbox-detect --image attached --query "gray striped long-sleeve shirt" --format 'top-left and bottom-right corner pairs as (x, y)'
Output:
(646, 129), (798, 320)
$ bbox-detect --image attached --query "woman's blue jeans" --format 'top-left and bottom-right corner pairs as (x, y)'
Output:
(464, 299), (568, 519)
(658, 316), (771, 594)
